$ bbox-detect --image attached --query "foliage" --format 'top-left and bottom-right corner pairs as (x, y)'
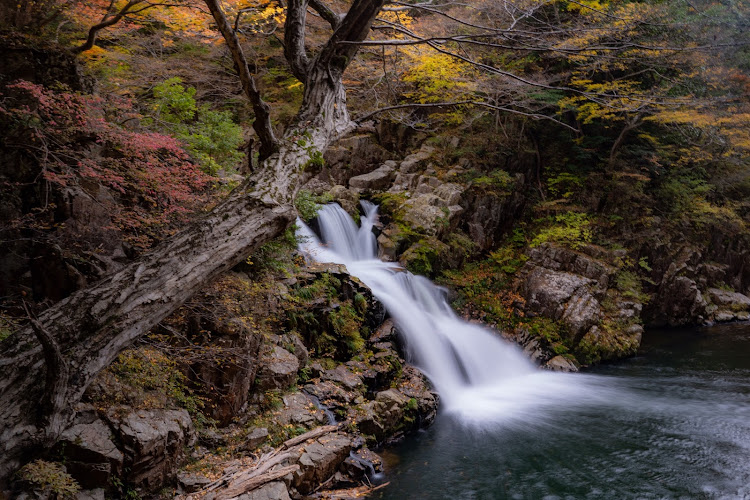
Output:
(17, 460), (80, 498)
(0, 80), (214, 250)
(530, 212), (593, 249)
(148, 77), (245, 175)
(0, 314), (18, 343)
(244, 227), (299, 275)
(295, 190), (333, 222)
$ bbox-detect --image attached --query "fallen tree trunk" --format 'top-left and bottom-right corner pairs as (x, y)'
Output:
(0, 181), (295, 481)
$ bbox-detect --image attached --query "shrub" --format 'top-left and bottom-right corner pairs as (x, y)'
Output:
(17, 460), (80, 499)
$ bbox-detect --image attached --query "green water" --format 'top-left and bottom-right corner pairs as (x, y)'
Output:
(374, 323), (750, 499)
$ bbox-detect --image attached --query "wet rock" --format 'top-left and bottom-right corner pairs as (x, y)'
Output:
(293, 433), (352, 494)
(105, 408), (195, 491)
(370, 319), (397, 343)
(255, 345), (300, 391)
(544, 355), (579, 372)
(276, 393), (326, 428)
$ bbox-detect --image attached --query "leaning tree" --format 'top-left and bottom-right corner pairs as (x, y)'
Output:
(1, 0), (745, 483)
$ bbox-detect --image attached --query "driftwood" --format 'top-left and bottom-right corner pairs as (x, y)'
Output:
(186, 425), (341, 499)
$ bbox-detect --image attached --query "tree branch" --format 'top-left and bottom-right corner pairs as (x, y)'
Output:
(309, 0), (341, 30)
(204, 0), (278, 160)
(22, 301), (69, 432)
(285, 0), (311, 81)
(354, 100), (579, 132)
(72, 0), (144, 54)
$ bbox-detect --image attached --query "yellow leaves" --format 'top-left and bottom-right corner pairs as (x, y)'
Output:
(565, 0), (609, 14)
(559, 79), (644, 124)
(402, 51), (474, 104)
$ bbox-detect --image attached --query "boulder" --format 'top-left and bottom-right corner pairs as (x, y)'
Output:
(244, 427), (269, 450)
(255, 345), (300, 391)
(327, 185), (360, 215)
(348, 163), (396, 191)
(707, 288), (750, 322)
(236, 481), (291, 500)
(544, 355), (579, 372)
(293, 433), (352, 494)
(55, 416), (123, 489)
(106, 408), (195, 491)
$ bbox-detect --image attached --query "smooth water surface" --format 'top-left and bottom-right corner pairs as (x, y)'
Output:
(375, 324), (750, 500)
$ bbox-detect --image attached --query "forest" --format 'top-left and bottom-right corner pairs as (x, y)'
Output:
(0, 0), (749, 498)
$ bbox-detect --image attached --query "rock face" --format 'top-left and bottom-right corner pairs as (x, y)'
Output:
(255, 345), (300, 391)
(54, 414), (123, 490)
(188, 317), (262, 426)
(514, 243), (645, 366)
(106, 408), (195, 491)
(293, 433), (353, 494)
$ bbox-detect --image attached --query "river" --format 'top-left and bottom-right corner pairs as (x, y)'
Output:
(374, 323), (750, 500)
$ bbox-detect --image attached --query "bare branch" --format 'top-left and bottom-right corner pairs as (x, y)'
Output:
(204, 0), (278, 159)
(309, 0), (342, 30)
(355, 100), (579, 132)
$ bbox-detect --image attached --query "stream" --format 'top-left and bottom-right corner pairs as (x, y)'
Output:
(298, 203), (750, 499)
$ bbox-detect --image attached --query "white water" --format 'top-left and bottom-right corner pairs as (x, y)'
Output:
(297, 202), (617, 426)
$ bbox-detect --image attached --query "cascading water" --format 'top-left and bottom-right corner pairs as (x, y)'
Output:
(297, 202), (613, 425)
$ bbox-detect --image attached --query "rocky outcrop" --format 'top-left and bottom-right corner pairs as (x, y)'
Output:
(53, 407), (195, 495)
(106, 408), (195, 491)
(255, 345), (300, 392)
(54, 412), (123, 490)
(514, 243), (646, 366)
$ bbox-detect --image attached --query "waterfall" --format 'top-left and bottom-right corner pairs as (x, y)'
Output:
(297, 202), (613, 426)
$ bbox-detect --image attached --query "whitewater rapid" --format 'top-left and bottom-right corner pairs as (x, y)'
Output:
(297, 202), (620, 426)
